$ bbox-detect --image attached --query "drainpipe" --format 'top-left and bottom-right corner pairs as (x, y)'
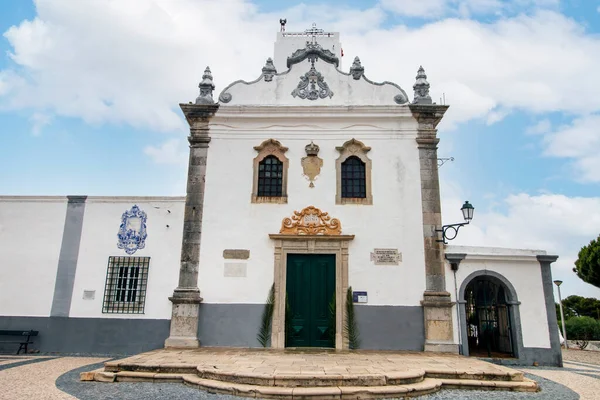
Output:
(446, 253), (467, 355)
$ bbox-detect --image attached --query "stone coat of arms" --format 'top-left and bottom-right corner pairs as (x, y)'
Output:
(301, 141), (323, 188)
(117, 205), (148, 255)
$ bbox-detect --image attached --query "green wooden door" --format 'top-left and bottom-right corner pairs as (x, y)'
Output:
(286, 254), (336, 348)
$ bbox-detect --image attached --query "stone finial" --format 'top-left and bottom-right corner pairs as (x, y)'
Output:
(195, 66), (216, 105)
(349, 56), (364, 80)
(305, 141), (320, 156)
(262, 58), (277, 82)
(413, 65), (432, 105)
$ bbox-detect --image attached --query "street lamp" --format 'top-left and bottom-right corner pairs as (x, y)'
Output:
(436, 201), (475, 244)
(554, 280), (568, 350)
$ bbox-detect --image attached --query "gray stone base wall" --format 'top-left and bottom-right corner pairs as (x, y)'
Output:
(481, 347), (562, 367)
(0, 305), (428, 354)
(0, 316), (170, 355)
(354, 305), (425, 351)
(198, 303), (264, 348)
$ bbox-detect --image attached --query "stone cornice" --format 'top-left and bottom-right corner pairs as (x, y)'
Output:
(179, 103), (220, 126)
(214, 105), (413, 117)
(461, 253), (547, 262)
(409, 104), (449, 131)
(269, 234), (355, 241)
(537, 254), (559, 264)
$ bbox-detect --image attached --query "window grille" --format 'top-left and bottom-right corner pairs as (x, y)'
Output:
(102, 256), (150, 314)
(341, 156), (366, 198)
(257, 155), (283, 197)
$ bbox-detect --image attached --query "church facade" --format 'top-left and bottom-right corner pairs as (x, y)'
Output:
(0, 27), (562, 366)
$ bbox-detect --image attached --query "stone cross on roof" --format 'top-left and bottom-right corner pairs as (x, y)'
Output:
(305, 23), (324, 44)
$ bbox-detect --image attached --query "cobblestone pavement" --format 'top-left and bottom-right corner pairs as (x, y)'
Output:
(0, 351), (597, 399)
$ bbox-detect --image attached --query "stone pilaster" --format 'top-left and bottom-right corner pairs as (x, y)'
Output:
(410, 103), (458, 353)
(537, 254), (563, 367)
(165, 103), (219, 348)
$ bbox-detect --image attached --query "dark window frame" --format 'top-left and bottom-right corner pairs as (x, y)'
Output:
(257, 155), (284, 197)
(341, 156), (367, 199)
(102, 256), (150, 314)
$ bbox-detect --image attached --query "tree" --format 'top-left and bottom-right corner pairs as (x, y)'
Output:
(561, 295), (600, 319)
(574, 234), (600, 289)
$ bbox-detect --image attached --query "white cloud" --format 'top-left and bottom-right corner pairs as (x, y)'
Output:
(0, 2), (598, 134)
(379, 0), (558, 18)
(379, 0), (449, 18)
(143, 138), (187, 165)
(526, 119), (551, 135)
(542, 115), (600, 182)
(441, 181), (600, 298)
(29, 112), (52, 136)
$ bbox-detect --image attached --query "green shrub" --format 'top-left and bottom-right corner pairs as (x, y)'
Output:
(565, 316), (600, 349)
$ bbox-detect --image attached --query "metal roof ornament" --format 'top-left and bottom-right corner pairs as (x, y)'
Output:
(195, 66), (216, 105)
(413, 65), (432, 105)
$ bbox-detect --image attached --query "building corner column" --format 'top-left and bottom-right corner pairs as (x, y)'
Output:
(165, 100), (219, 348)
(537, 254), (563, 367)
(410, 103), (457, 353)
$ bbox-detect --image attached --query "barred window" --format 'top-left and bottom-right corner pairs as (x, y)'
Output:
(341, 156), (366, 198)
(102, 256), (150, 314)
(257, 155), (283, 197)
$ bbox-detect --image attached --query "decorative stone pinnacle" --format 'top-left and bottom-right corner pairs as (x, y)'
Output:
(305, 141), (320, 156)
(196, 66), (216, 105)
(262, 58), (277, 82)
(349, 56), (364, 80)
(413, 65), (432, 105)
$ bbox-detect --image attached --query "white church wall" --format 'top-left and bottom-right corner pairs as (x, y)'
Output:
(69, 197), (185, 320)
(446, 246), (552, 349)
(0, 197), (67, 317)
(200, 108), (426, 307)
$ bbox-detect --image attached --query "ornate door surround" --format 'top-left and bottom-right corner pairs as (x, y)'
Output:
(269, 206), (354, 349)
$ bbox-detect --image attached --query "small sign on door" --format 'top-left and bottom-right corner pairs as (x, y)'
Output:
(352, 291), (368, 303)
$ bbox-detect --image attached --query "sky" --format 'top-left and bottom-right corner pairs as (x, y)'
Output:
(1, 0), (599, 299)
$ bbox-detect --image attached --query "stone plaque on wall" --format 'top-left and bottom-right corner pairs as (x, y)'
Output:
(224, 263), (247, 277)
(223, 249), (250, 260)
(370, 248), (402, 265)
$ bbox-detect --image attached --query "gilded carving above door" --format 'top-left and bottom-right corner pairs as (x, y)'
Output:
(280, 206), (341, 235)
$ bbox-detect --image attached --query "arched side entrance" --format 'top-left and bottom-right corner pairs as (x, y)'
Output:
(458, 270), (524, 358)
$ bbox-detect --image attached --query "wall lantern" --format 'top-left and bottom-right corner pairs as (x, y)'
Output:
(436, 201), (475, 244)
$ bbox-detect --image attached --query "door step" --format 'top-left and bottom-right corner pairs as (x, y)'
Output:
(85, 370), (538, 398)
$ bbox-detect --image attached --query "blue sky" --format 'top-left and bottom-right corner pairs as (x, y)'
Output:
(1, 0), (600, 298)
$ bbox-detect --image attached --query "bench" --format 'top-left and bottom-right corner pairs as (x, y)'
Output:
(0, 330), (39, 355)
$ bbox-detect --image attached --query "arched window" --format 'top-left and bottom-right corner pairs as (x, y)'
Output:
(252, 139), (289, 203)
(341, 156), (366, 198)
(258, 155), (283, 197)
(335, 139), (373, 205)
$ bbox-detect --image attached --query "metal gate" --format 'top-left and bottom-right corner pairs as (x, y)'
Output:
(465, 278), (514, 357)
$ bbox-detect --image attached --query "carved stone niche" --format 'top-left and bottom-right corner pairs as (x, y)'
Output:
(252, 139), (289, 204)
(335, 138), (373, 205)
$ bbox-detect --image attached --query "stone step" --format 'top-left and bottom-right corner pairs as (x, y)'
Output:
(89, 371), (538, 399)
(183, 375), (443, 399)
(198, 368), (425, 387)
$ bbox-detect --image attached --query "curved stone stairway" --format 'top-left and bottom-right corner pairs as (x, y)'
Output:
(82, 348), (538, 398)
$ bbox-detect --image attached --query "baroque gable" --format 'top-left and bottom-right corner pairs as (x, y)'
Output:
(218, 43), (408, 106)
